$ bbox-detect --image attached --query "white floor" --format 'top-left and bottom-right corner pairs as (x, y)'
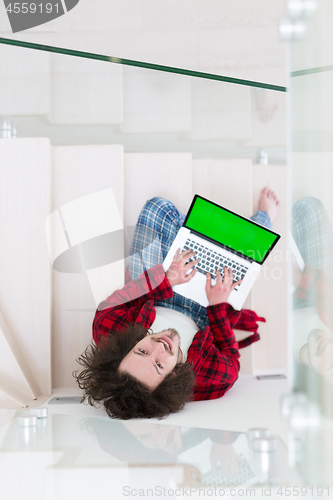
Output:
(39, 375), (290, 444)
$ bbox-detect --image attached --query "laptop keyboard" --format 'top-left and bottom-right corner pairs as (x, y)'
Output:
(201, 458), (255, 488)
(182, 238), (249, 291)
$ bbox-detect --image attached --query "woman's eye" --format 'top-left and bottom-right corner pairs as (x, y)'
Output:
(139, 349), (147, 354)
(156, 362), (163, 369)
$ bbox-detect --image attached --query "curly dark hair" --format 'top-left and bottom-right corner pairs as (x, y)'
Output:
(73, 324), (196, 420)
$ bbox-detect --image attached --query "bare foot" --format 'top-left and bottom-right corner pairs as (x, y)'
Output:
(258, 187), (280, 223)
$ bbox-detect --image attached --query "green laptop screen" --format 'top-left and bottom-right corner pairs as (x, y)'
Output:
(185, 197), (279, 263)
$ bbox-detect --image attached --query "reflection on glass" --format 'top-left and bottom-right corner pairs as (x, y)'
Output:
(291, 201), (333, 423)
(1, 412), (294, 489)
(0, 42), (286, 162)
(290, 0), (333, 425)
(292, 197), (333, 403)
(289, 0), (333, 486)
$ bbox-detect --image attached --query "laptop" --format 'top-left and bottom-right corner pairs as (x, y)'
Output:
(178, 432), (267, 488)
(163, 195), (280, 310)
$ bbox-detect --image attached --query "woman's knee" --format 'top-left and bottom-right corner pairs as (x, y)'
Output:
(140, 197), (180, 223)
(137, 197), (184, 243)
(143, 197), (175, 213)
(293, 197), (326, 219)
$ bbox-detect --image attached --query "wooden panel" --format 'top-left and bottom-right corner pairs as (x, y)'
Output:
(52, 145), (124, 212)
(0, 44), (49, 116)
(0, 311), (40, 398)
(0, 381), (31, 407)
(188, 80), (251, 141)
(0, 139), (52, 405)
(252, 165), (288, 371)
(193, 159), (253, 216)
(0, 394), (23, 411)
(0, 314), (36, 407)
(121, 67), (191, 133)
(124, 153), (193, 229)
(49, 54), (123, 125)
(52, 145), (124, 388)
(193, 159), (254, 374)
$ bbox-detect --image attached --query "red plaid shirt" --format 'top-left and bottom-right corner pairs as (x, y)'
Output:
(93, 265), (265, 401)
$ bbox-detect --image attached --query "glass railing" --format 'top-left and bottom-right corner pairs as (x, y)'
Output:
(8, 34), (332, 490)
(287, 0), (333, 486)
(0, 410), (303, 497)
(0, 37), (286, 162)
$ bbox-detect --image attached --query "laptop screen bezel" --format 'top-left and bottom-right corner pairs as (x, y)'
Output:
(183, 194), (281, 265)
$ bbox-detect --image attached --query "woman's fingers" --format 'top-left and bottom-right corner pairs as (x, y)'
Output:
(221, 267), (233, 283)
(231, 279), (243, 290)
(173, 247), (193, 260)
(183, 249), (196, 259)
(205, 272), (212, 292)
(215, 269), (222, 282)
(184, 266), (198, 281)
(173, 248), (181, 260)
(172, 253), (242, 289)
(185, 257), (199, 268)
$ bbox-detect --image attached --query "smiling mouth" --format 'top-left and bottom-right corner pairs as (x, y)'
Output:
(157, 336), (173, 353)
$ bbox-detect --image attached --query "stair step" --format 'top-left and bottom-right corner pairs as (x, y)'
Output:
(0, 142), (288, 402)
(124, 152), (193, 229)
(0, 139), (52, 408)
(51, 145), (124, 389)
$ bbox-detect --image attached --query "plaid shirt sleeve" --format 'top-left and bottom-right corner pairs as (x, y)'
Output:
(187, 304), (266, 401)
(187, 303), (241, 401)
(231, 307), (266, 348)
(92, 264), (173, 344)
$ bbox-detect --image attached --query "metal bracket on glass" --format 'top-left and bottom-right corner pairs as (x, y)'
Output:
(287, 0), (317, 19)
(279, 16), (307, 41)
(279, 0), (317, 41)
(0, 117), (17, 138)
(280, 392), (321, 428)
(256, 149), (269, 165)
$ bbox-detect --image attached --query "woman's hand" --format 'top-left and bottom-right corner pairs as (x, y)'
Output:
(210, 442), (246, 478)
(166, 248), (199, 288)
(205, 267), (242, 306)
